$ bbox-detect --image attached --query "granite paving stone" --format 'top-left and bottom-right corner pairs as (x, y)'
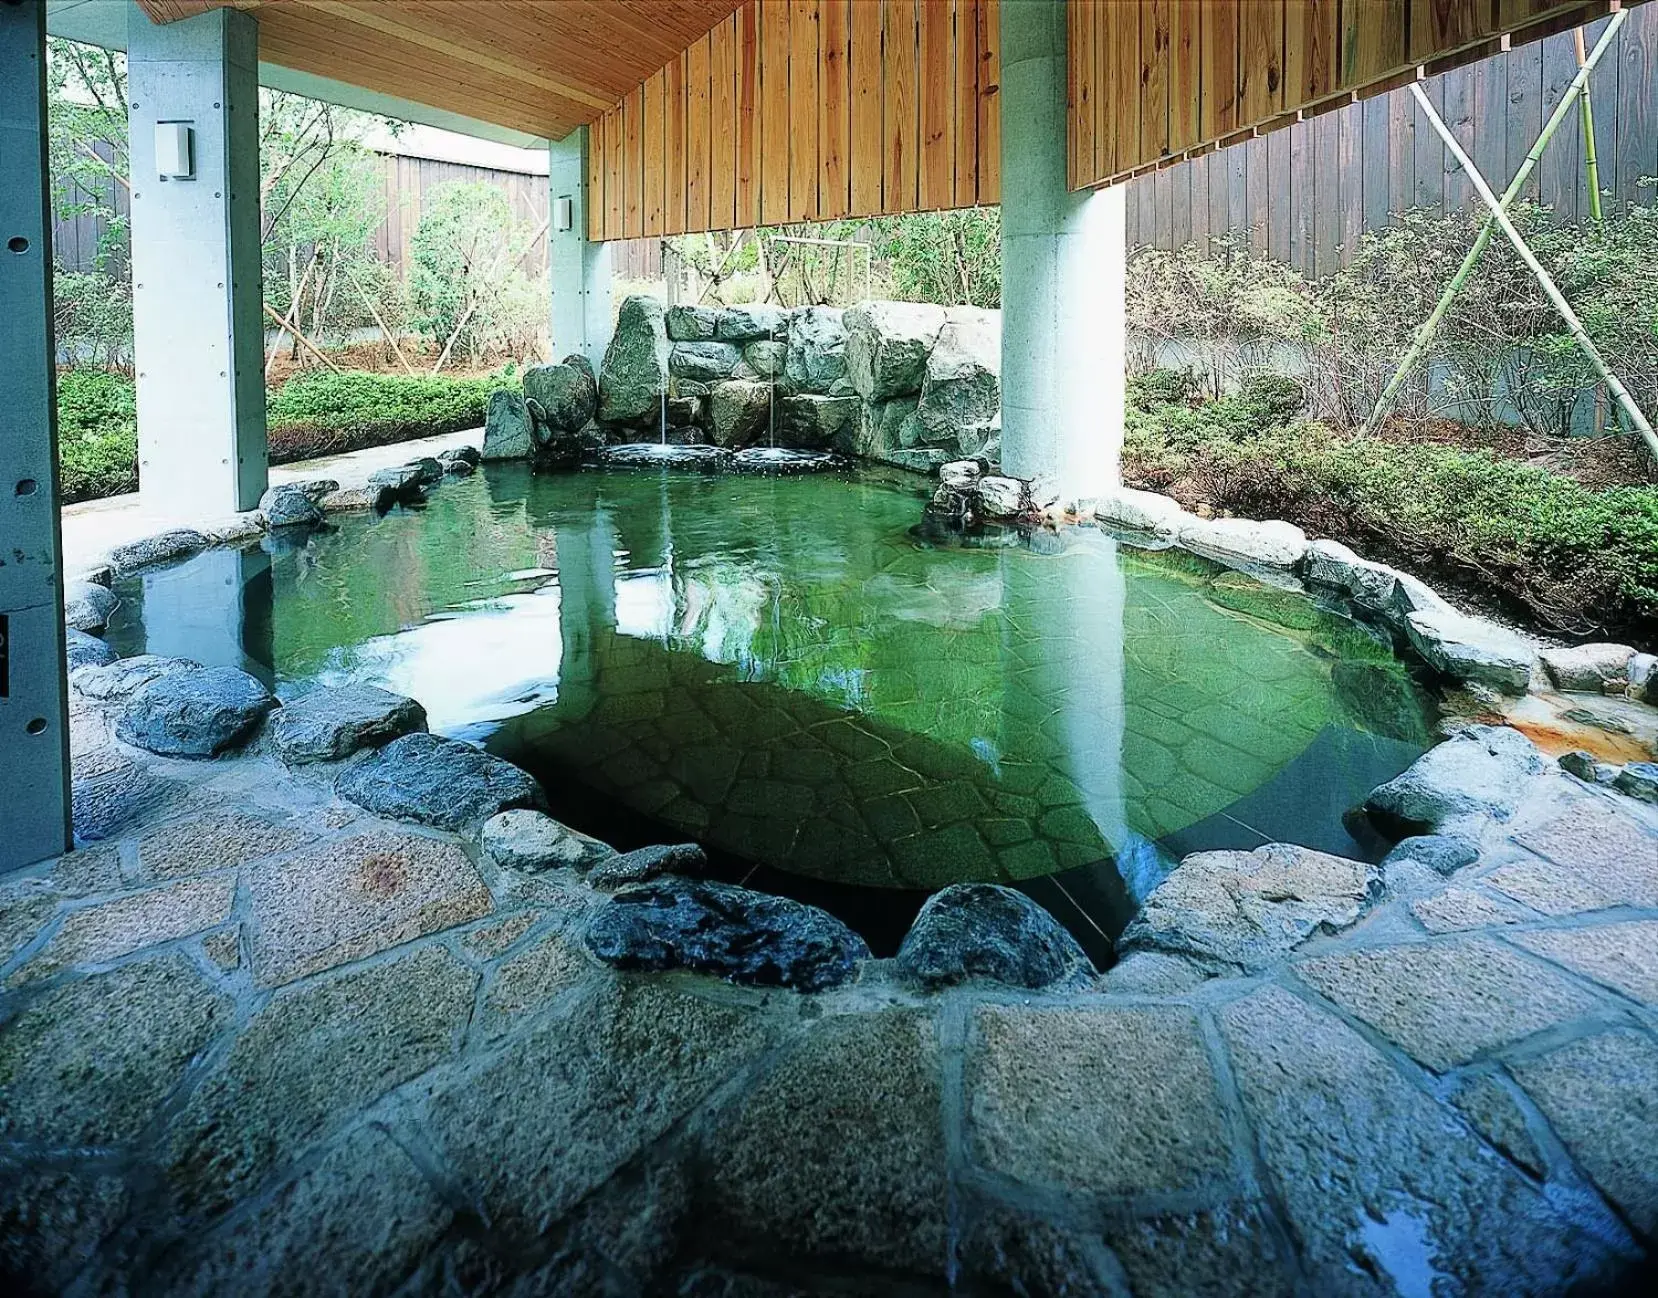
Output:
(0, 955), (232, 1146)
(245, 831), (493, 986)
(1490, 800), (1658, 915)
(418, 982), (772, 1243)
(14, 875), (237, 982)
(163, 1124), (453, 1298)
(137, 812), (316, 881)
(166, 945), (477, 1217)
(704, 1010), (947, 1275)
(968, 1004), (1235, 1198)
(1510, 1030), (1658, 1235)
(1509, 920), (1658, 1004)
(1219, 985), (1629, 1295)
(1294, 937), (1605, 1072)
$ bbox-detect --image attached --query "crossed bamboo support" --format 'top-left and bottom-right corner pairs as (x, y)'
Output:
(1361, 9), (1655, 461)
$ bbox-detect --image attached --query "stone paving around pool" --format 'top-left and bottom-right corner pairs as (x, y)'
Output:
(4, 684), (1658, 1295)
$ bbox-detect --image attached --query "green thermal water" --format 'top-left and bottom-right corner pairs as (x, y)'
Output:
(108, 463), (1437, 945)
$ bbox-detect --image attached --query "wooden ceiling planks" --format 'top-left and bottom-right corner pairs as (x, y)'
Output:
(133, 0), (747, 141)
(587, 0), (999, 241)
(1072, 0), (1644, 190)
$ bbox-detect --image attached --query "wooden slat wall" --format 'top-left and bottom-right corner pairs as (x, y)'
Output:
(588, 0), (1000, 240)
(1123, 8), (1658, 278)
(1072, 0), (1636, 190)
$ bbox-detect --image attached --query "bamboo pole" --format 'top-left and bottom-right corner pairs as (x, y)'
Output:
(1361, 11), (1626, 437)
(1573, 27), (1604, 224)
(262, 301), (343, 374)
(345, 266), (417, 377)
(1411, 81), (1658, 462)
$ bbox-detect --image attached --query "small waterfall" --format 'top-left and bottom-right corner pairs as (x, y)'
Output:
(659, 389), (668, 446)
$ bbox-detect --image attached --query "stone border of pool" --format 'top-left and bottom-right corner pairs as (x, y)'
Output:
(7, 613), (1658, 1290)
(926, 463), (1658, 780)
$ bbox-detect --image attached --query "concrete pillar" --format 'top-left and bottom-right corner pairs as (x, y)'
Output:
(548, 126), (613, 364)
(0, 0), (73, 871)
(128, 0), (266, 515)
(998, 0), (1127, 503)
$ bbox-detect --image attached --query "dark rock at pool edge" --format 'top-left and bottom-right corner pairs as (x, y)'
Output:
(116, 665), (279, 758)
(585, 877), (869, 992)
(65, 628), (118, 672)
(335, 732), (546, 830)
(895, 883), (1096, 991)
(266, 683), (428, 764)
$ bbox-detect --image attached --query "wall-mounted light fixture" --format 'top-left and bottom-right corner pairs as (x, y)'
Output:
(155, 122), (195, 180)
(554, 195), (574, 232)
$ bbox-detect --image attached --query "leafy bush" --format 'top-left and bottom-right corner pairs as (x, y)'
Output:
(409, 182), (543, 364)
(56, 368), (137, 502)
(1124, 375), (1658, 639)
(53, 368), (497, 503)
(265, 369), (497, 461)
(54, 269), (131, 370)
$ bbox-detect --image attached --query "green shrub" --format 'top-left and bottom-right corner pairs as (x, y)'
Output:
(53, 368), (497, 503)
(1124, 382), (1658, 639)
(56, 368), (137, 503)
(265, 369), (496, 462)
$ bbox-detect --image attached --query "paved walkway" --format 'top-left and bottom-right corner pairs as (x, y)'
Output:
(2, 678), (1655, 1294)
(61, 429), (481, 573)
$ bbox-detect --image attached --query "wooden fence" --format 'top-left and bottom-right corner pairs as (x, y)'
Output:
(51, 147), (550, 279)
(1124, 6), (1658, 277)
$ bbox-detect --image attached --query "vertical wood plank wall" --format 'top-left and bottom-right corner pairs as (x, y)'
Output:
(588, 0), (1001, 239)
(1070, 0), (1639, 189)
(1123, 8), (1658, 279)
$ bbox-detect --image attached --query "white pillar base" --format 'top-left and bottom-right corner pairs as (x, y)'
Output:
(997, 0), (1127, 506)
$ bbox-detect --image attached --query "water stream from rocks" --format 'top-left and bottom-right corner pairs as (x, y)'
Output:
(104, 464), (1441, 955)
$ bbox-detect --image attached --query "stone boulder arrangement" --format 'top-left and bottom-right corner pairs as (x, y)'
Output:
(894, 883), (1095, 991)
(669, 340), (743, 383)
(523, 355), (599, 441)
(257, 483), (324, 530)
(265, 683), (428, 765)
(72, 653), (200, 701)
(599, 294), (671, 426)
(115, 664), (279, 758)
(65, 628), (118, 672)
(782, 306), (851, 396)
(707, 379), (772, 447)
(335, 732), (547, 831)
(480, 808), (615, 872)
(482, 388), (535, 461)
(588, 841), (706, 890)
(1365, 724), (1548, 835)
(1404, 607), (1537, 694)
(107, 528), (211, 576)
(1178, 516), (1310, 570)
(913, 307), (1001, 453)
(846, 300), (946, 402)
(63, 579), (118, 635)
(1540, 642), (1637, 693)
(1119, 842), (1382, 975)
(716, 302), (787, 342)
(585, 876), (870, 992)
(665, 304), (719, 341)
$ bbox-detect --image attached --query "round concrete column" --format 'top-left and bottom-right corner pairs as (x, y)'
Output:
(998, 0), (1126, 504)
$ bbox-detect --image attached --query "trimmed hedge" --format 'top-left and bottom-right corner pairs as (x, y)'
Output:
(1123, 373), (1658, 641)
(55, 368), (497, 505)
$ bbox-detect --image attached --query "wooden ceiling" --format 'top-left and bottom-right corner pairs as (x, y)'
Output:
(133, 0), (748, 140)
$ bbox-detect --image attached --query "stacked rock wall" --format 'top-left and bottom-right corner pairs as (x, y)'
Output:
(484, 294), (1002, 472)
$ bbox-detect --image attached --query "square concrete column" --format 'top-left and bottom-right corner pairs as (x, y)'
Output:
(548, 126), (613, 364)
(0, 0), (73, 871)
(998, 0), (1126, 504)
(128, 0), (266, 515)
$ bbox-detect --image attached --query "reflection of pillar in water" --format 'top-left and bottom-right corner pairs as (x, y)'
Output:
(999, 535), (1138, 908)
(552, 504), (618, 727)
(126, 545), (275, 687)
